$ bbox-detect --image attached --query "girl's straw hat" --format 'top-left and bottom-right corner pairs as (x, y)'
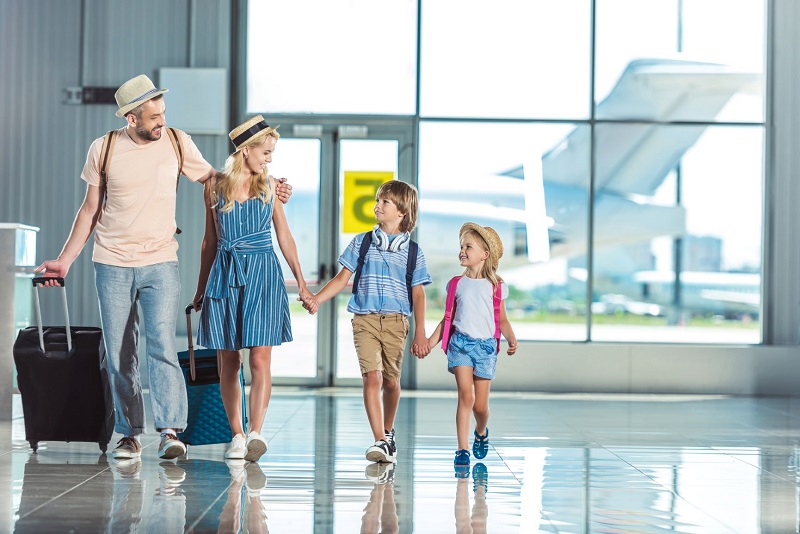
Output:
(114, 75), (168, 118)
(460, 222), (504, 265)
(228, 115), (278, 151)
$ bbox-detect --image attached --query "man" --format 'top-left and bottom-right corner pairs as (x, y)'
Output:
(36, 74), (291, 461)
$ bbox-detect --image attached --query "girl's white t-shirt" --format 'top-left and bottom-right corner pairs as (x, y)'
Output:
(452, 276), (509, 340)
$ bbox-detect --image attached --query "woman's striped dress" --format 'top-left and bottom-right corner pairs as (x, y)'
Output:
(197, 194), (292, 350)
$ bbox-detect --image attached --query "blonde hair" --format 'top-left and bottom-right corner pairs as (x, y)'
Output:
(461, 230), (500, 287)
(215, 128), (280, 213)
(376, 180), (418, 233)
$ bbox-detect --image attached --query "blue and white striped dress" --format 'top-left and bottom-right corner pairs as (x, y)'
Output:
(197, 194), (292, 350)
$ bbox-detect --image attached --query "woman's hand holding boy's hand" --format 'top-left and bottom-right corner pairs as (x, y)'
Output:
(506, 338), (518, 356)
(298, 289), (319, 315)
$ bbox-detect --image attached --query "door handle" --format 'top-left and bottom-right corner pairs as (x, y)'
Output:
(319, 263), (328, 281)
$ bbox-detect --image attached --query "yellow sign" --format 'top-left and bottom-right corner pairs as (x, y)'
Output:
(342, 171), (395, 233)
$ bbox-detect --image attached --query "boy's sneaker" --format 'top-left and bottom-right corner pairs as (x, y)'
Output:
(472, 462), (488, 493)
(472, 428), (489, 459)
(158, 433), (187, 460)
(366, 439), (393, 463)
(225, 434), (247, 459)
(365, 462), (396, 484)
(384, 428), (397, 463)
(244, 431), (268, 462)
(112, 437), (142, 459)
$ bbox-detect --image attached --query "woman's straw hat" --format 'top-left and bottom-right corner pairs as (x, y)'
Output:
(460, 222), (504, 265)
(228, 115), (278, 151)
(114, 75), (168, 118)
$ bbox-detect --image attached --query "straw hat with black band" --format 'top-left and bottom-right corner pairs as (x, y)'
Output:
(460, 222), (504, 266)
(228, 115), (279, 151)
(114, 75), (169, 118)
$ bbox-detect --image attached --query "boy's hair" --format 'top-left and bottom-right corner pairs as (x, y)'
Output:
(376, 180), (418, 233)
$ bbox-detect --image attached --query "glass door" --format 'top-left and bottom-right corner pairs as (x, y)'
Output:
(269, 125), (415, 386)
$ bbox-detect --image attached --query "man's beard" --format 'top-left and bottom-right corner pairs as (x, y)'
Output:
(135, 125), (161, 141)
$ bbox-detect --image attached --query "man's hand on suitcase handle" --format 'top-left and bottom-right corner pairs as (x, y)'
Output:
(32, 276), (65, 287)
(34, 259), (70, 286)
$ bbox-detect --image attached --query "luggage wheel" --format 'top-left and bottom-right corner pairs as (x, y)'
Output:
(99, 442), (108, 453)
(29, 441), (38, 453)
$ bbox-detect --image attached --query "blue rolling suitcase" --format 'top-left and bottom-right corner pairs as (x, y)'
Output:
(13, 277), (114, 452)
(178, 304), (245, 446)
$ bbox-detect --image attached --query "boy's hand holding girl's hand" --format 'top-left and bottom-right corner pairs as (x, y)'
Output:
(506, 338), (518, 356)
(411, 332), (431, 359)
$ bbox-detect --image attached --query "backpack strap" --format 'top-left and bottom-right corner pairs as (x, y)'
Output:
(165, 127), (185, 234)
(206, 174), (220, 239)
(441, 276), (462, 354)
(98, 130), (118, 191)
(352, 232), (373, 295)
(405, 240), (418, 309)
(493, 281), (502, 353)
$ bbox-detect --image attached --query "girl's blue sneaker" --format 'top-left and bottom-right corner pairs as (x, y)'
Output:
(472, 428), (489, 459)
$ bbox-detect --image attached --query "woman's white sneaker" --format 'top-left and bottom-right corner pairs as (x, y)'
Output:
(225, 434), (247, 459)
(245, 431), (268, 462)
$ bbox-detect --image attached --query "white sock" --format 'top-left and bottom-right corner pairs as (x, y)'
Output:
(160, 428), (176, 437)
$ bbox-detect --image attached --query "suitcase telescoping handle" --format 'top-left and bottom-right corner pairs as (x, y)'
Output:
(31, 277), (72, 352)
(185, 301), (221, 382)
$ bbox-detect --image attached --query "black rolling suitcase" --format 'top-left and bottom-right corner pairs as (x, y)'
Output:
(13, 277), (114, 452)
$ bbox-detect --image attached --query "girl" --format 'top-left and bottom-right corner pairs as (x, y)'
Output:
(426, 222), (518, 469)
(192, 115), (315, 462)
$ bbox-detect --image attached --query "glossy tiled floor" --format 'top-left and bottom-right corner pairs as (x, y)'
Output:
(3, 390), (800, 533)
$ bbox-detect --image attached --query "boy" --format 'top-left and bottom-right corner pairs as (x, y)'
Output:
(307, 180), (431, 462)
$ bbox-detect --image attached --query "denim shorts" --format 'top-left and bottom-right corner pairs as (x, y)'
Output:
(446, 331), (498, 380)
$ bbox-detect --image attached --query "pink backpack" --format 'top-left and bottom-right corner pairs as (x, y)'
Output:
(440, 276), (502, 354)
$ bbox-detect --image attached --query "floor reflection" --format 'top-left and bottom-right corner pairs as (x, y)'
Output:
(3, 391), (800, 532)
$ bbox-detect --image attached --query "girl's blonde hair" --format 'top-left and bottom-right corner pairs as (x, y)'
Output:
(376, 180), (418, 233)
(215, 128), (280, 213)
(461, 230), (500, 287)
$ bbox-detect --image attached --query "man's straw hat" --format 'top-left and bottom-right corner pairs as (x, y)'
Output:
(460, 222), (504, 265)
(114, 75), (168, 118)
(229, 115), (278, 151)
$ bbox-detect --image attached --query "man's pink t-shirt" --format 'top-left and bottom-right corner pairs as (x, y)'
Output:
(81, 127), (213, 267)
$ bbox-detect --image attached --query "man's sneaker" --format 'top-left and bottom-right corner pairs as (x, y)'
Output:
(158, 433), (187, 460)
(365, 462), (396, 484)
(472, 462), (488, 493)
(112, 437), (142, 459)
(366, 439), (393, 463)
(472, 428), (489, 459)
(244, 431), (268, 462)
(225, 434), (247, 459)
(384, 428), (397, 463)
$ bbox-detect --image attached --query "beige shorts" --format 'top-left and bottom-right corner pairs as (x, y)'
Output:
(352, 313), (409, 382)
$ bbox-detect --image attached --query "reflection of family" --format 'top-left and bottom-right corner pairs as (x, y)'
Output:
(34, 73), (517, 472)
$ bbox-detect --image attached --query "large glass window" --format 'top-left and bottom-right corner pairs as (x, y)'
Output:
(245, 0), (767, 345)
(420, 0), (592, 119)
(247, 0), (417, 115)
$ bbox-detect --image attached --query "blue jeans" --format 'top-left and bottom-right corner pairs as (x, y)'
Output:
(95, 261), (187, 435)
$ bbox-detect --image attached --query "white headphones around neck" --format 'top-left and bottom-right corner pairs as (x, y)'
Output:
(372, 225), (410, 252)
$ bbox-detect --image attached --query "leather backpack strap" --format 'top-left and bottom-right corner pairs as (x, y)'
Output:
(98, 130), (118, 191)
(165, 127), (185, 234)
(441, 276), (461, 353)
(207, 174), (220, 239)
